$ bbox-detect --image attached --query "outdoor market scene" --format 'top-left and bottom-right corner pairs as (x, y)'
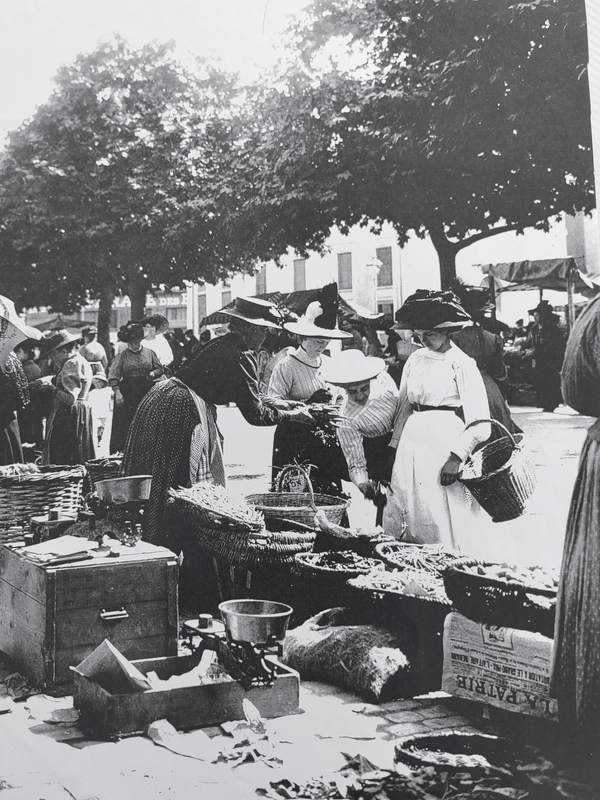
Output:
(0, 1), (599, 799)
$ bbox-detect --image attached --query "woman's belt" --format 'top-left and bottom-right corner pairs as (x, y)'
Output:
(411, 403), (464, 421)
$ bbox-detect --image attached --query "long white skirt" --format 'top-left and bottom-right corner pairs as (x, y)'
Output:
(383, 410), (486, 552)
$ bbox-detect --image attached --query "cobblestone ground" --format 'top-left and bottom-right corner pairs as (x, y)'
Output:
(0, 405), (595, 798)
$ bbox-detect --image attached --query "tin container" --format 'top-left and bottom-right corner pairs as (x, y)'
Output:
(218, 599), (293, 644)
(30, 514), (77, 543)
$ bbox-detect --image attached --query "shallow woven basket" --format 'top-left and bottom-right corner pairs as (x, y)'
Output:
(374, 541), (460, 575)
(0, 465), (85, 528)
(191, 526), (316, 568)
(443, 558), (556, 637)
(394, 731), (517, 777)
(458, 419), (536, 522)
(166, 490), (264, 533)
(85, 456), (122, 491)
(246, 466), (349, 531)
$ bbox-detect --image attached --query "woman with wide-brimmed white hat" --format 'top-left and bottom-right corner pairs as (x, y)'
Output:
(267, 283), (351, 495)
(321, 349), (398, 524)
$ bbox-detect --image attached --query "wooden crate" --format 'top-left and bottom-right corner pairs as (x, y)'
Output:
(73, 654), (300, 739)
(0, 541), (178, 692)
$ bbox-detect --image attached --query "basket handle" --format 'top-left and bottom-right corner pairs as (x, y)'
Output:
(276, 465), (317, 510)
(463, 418), (518, 450)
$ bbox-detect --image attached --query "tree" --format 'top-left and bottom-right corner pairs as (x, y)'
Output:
(243, 0), (594, 287)
(0, 38), (265, 348)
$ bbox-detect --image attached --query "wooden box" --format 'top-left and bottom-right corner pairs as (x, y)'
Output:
(441, 612), (558, 721)
(0, 541), (178, 692)
(73, 654), (300, 739)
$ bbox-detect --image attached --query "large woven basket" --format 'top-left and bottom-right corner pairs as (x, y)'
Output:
(246, 466), (349, 531)
(443, 559), (556, 637)
(0, 465), (85, 528)
(394, 731), (517, 777)
(458, 419), (536, 522)
(85, 456), (122, 491)
(293, 551), (384, 593)
(190, 526), (316, 569)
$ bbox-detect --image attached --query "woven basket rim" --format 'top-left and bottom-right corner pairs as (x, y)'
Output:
(246, 492), (349, 510)
(294, 551), (382, 575)
(459, 442), (527, 484)
(347, 575), (451, 606)
(444, 558), (556, 598)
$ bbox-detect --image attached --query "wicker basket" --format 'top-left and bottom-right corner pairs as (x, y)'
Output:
(0, 465), (85, 528)
(191, 526), (316, 569)
(246, 466), (349, 531)
(394, 731), (517, 777)
(443, 559), (556, 637)
(85, 456), (122, 491)
(458, 419), (536, 522)
(293, 551), (383, 593)
(374, 541), (460, 576)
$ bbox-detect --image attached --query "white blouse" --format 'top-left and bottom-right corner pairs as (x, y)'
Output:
(391, 342), (491, 461)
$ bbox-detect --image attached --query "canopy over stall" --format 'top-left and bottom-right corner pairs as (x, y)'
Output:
(200, 289), (383, 329)
(478, 258), (599, 332)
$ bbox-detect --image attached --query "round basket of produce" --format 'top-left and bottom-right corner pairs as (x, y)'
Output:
(394, 731), (519, 778)
(443, 559), (557, 637)
(247, 467), (349, 531)
(294, 550), (384, 593)
(348, 568), (451, 608)
(166, 484), (264, 532)
(374, 540), (460, 576)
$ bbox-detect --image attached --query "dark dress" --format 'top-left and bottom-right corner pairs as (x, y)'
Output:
(108, 346), (162, 453)
(524, 317), (566, 411)
(122, 332), (285, 547)
(551, 295), (600, 757)
(0, 354), (28, 465)
(42, 353), (95, 466)
(18, 358), (43, 450)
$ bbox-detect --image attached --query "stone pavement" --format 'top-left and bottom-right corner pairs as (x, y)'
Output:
(0, 679), (514, 800)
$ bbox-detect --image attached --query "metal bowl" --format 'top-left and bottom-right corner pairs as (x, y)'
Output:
(218, 599), (293, 644)
(95, 476), (152, 504)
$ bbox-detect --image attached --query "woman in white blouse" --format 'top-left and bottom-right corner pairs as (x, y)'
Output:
(139, 314), (174, 368)
(384, 290), (491, 550)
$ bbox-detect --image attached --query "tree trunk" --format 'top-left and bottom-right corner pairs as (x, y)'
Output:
(127, 268), (148, 321)
(427, 220), (460, 290)
(97, 284), (115, 365)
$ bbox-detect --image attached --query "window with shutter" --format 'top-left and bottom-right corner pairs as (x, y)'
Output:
(293, 259), (306, 291)
(337, 252), (352, 290)
(376, 247), (393, 287)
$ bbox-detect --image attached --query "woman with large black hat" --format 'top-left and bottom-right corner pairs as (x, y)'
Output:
(384, 290), (491, 549)
(38, 329), (95, 465)
(122, 296), (314, 547)
(108, 321), (164, 453)
(139, 313), (174, 368)
(267, 283), (351, 495)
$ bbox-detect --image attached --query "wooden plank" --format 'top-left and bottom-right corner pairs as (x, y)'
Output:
(0, 547), (46, 601)
(0, 580), (46, 640)
(53, 560), (172, 611)
(165, 560), (179, 656)
(56, 599), (169, 648)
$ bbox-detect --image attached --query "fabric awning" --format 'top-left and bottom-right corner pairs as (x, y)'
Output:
(479, 258), (598, 294)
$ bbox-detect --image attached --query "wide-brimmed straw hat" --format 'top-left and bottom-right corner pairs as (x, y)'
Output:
(394, 290), (472, 332)
(139, 314), (170, 335)
(284, 283), (352, 340)
(321, 350), (385, 386)
(222, 296), (283, 329)
(42, 329), (82, 356)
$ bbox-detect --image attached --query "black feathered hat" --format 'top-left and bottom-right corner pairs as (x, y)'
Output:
(284, 283), (351, 340)
(394, 289), (472, 331)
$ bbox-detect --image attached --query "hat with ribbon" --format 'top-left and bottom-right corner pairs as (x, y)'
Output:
(139, 314), (170, 335)
(81, 325), (98, 336)
(42, 329), (82, 356)
(222, 296), (283, 329)
(394, 289), (472, 331)
(284, 283), (352, 340)
(321, 349), (386, 386)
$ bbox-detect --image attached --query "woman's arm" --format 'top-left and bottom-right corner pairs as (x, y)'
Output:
(55, 359), (83, 407)
(453, 359), (491, 460)
(266, 358), (293, 400)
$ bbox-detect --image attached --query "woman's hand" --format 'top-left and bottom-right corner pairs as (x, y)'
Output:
(113, 388), (124, 407)
(440, 452), (462, 486)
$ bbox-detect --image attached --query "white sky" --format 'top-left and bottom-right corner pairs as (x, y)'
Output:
(0, 0), (309, 141)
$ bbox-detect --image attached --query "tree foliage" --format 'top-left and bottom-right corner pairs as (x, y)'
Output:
(0, 38), (263, 331)
(244, 0), (594, 287)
